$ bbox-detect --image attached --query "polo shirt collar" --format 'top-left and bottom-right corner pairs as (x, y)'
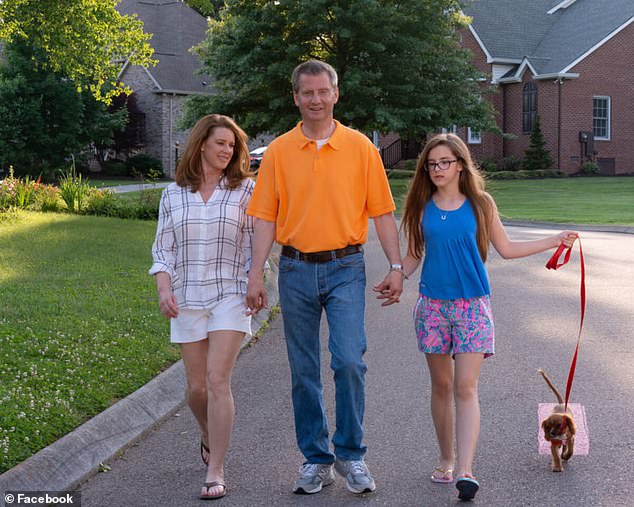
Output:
(292, 120), (345, 150)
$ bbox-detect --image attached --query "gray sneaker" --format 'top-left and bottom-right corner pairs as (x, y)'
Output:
(293, 463), (335, 494)
(334, 459), (376, 494)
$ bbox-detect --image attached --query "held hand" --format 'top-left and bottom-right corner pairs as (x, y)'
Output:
(158, 290), (179, 319)
(372, 270), (404, 307)
(246, 274), (268, 315)
(558, 230), (579, 248)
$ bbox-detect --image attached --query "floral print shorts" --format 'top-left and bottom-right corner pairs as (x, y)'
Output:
(413, 294), (495, 358)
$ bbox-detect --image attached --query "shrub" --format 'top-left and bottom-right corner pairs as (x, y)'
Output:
(581, 161), (600, 175)
(83, 188), (118, 217)
(126, 154), (164, 179)
(33, 185), (62, 212)
(501, 156), (522, 172)
(104, 159), (128, 177)
(477, 157), (497, 173)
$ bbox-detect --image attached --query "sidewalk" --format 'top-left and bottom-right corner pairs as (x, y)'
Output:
(103, 181), (171, 194)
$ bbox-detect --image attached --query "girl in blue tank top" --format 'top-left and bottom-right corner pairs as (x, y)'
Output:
(394, 133), (578, 501)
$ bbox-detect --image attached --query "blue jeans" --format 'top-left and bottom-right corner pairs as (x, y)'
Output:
(278, 252), (368, 463)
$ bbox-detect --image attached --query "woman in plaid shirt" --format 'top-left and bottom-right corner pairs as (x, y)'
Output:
(150, 114), (254, 500)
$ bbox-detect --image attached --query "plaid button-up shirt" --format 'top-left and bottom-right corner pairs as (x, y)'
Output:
(149, 178), (254, 308)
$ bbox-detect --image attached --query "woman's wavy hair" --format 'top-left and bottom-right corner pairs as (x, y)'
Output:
(176, 114), (251, 191)
(401, 133), (494, 262)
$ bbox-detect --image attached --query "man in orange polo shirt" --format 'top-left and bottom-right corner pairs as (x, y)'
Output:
(246, 60), (405, 496)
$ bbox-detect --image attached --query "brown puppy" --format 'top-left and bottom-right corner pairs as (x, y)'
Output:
(538, 369), (576, 472)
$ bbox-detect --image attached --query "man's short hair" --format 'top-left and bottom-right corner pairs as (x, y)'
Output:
(291, 60), (338, 93)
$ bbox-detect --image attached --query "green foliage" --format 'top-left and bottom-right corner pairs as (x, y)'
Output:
(581, 161), (600, 175)
(0, 42), (128, 179)
(58, 166), (90, 212)
(523, 115), (553, 171)
(104, 160), (129, 177)
(126, 154), (165, 179)
(0, 167), (60, 212)
(186, 0), (225, 17)
(477, 157), (498, 172)
(0, 212), (179, 472)
(184, 0), (497, 137)
(0, 0), (155, 103)
(501, 155), (522, 172)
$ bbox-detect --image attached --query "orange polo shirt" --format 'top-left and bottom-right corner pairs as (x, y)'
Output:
(247, 121), (395, 253)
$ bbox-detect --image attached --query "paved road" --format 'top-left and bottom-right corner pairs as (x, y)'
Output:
(79, 225), (634, 506)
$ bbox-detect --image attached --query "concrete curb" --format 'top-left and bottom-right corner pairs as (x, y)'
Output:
(0, 252), (280, 494)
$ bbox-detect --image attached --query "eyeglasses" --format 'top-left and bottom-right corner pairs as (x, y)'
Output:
(425, 159), (458, 172)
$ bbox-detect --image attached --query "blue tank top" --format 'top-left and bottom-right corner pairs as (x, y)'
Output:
(418, 199), (490, 300)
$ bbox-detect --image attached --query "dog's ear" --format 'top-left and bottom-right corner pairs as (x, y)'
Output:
(565, 414), (577, 435)
(541, 418), (553, 439)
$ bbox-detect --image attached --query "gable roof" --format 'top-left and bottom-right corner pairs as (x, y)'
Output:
(117, 0), (211, 94)
(464, 0), (634, 79)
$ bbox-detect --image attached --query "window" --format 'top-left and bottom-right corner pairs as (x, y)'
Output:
(523, 82), (538, 133)
(593, 96), (610, 140)
(468, 128), (481, 144)
(441, 125), (458, 135)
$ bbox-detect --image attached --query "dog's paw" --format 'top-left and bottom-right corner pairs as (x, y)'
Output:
(551, 465), (564, 472)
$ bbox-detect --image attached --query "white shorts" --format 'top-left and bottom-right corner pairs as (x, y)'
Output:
(170, 293), (252, 343)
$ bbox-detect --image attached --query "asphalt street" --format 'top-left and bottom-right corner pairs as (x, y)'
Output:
(75, 225), (634, 506)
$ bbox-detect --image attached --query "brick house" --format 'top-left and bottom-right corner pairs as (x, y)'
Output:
(116, 0), (212, 177)
(461, 0), (634, 175)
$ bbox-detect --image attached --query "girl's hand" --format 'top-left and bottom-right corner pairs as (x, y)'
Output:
(158, 290), (179, 319)
(557, 230), (579, 248)
(373, 271), (404, 307)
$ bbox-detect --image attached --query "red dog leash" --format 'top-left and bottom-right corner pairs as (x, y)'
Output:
(545, 238), (586, 413)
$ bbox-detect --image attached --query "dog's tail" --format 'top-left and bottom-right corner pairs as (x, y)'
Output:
(537, 369), (564, 403)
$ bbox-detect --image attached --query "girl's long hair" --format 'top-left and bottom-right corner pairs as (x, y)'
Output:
(401, 133), (494, 262)
(176, 114), (251, 191)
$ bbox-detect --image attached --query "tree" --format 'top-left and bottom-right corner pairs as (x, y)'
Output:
(182, 0), (497, 138)
(0, 0), (154, 103)
(0, 42), (127, 178)
(523, 115), (553, 171)
(185, 0), (225, 17)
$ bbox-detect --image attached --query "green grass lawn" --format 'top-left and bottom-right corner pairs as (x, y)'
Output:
(390, 176), (634, 225)
(0, 211), (179, 473)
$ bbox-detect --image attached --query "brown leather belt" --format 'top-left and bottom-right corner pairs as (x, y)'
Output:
(281, 244), (363, 263)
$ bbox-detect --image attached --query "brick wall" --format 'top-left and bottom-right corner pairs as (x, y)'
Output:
(119, 65), (192, 178)
(560, 22), (634, 175)
(461, 22), (634, 175)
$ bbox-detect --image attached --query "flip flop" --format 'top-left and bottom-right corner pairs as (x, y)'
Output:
(200, 440), (210, 466)
(431, 466), (454, 484)
(200, 481), (226, 500)
(456, 475), (479, 501)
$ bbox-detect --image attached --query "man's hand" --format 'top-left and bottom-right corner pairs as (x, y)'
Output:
(372, 270), (404, 307)
(246, 270), (268, 315)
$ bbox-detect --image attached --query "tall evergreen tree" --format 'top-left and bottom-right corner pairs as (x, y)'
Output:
(182, 0), (497, 137)
(523, 115), (553, 171)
